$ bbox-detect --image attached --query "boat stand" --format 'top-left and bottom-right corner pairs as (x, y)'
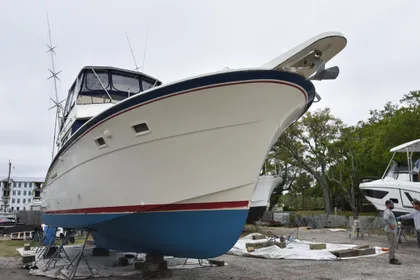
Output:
(37, 227), (59, 259)
(396, 223), (409, 249)
(182, 258), (210, 267)
(42, 231), (75, 272)
(142, 253), (172, 280)
(62, 229), (94, 280)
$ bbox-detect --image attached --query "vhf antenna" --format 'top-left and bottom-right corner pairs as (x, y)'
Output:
(126, 29), (149, 72)
(46, 13), (64, 160)
(126, 33), (140, 71)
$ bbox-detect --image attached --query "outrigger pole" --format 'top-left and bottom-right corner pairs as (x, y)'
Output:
(46, 13), (64, 160)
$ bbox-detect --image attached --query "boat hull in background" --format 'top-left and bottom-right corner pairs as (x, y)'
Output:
(246, 175), (282, 224)
(359, 178), (420, 217)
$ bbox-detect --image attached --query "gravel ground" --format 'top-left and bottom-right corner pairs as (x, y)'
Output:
(1, 227), (419, 280)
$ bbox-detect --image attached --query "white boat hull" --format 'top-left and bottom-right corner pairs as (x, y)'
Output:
(250, 175), (282, 208)
(41, 69), (316, 258)
(360, 178), (420, 216)
(246, 175), (282, 224)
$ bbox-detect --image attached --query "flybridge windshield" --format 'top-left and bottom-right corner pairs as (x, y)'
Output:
(77, 70), (156, 104)
(60, 67), (161, 131)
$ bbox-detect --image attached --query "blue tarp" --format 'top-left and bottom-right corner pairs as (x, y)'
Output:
(42, 225), (57, 246)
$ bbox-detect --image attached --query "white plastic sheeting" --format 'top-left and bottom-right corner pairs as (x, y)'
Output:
(17, 245), (220, 279)
(227, 233), (386, 260)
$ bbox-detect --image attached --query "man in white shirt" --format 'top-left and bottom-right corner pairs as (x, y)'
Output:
(397, 199), (420, 247)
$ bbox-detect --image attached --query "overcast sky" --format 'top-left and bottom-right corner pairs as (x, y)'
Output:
(0, 0), (419, 178)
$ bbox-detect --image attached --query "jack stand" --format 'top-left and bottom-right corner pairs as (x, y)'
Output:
(182, 258), (209, 267)
(42, 232), (74, 272)
(142, 253), (172, 280)
(30, 230), (43, 251)
(396, 223), (409, 249)
(62, 229), (94, 280)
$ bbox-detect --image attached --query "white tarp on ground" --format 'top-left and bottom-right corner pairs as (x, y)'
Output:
(227, 233), (386, 260)
(17, 245), (221, 279)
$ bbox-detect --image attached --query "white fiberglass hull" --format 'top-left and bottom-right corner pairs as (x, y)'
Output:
(359, 178), (420, 216)
(41, 69), (316, 258)
(250, 175), (282, 208)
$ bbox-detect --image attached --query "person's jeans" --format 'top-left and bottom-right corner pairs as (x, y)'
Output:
(416, 230), (420, 247)
(387, 232), (396, 260)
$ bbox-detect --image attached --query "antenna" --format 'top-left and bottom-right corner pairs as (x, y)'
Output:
(126, 33), (140, 71)
(141, 28), (149, 72)
(46, 13), (62, 160)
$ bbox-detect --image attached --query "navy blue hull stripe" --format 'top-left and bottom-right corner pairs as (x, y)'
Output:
(47, 69), (315, 174)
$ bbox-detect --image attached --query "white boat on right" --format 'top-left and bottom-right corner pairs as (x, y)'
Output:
(359, 139), (420, 216)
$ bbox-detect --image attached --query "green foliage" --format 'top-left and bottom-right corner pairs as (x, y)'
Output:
(267, 90), (420, 215)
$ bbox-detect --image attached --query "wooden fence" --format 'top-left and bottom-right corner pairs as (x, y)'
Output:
(16, 210), (42, 226)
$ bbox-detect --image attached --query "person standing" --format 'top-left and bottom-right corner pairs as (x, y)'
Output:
(383, 200), (401, 265)
(397, 199), (420, 247)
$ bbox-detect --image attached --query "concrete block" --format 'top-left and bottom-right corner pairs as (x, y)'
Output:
(24, 244), (31, 251)
(252, 234), (266, 240)
(22, 255), (35, 264)
(309, 243), (326, 250)
(92, 247), (110, 257)
(330, 249), (358, 258)
(358, 247), (376, 256)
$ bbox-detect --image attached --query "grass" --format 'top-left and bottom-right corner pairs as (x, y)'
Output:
(0, 236), (93, 258)
(0, 240), (27, 257)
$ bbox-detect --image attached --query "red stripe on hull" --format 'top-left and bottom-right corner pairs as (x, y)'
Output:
(44, 200), (250, 214)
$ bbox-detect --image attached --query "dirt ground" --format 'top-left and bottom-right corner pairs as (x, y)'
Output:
(1, 226), (419, 280)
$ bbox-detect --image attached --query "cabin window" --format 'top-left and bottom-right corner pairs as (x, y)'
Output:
(361, 189), (388, 199)
(390, 198), (399, 204)
(85, 72), (110, 91)
(112, 74), (141, 94)
(142, 80), (154, 91)
(74, 69), (161, 106)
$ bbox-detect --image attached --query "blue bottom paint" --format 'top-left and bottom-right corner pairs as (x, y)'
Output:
(42, 209), (248, 259)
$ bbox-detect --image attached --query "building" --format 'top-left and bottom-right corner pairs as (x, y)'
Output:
(0, 176), (44, 212)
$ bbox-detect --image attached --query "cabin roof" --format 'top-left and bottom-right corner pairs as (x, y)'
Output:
(79, 65), (162, 84)
(390, 139), (420, 153)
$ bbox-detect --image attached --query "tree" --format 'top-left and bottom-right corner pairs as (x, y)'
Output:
(327, 127), (360, 217)
(270, 108), (344, 214)
(290, 172), (313, 210)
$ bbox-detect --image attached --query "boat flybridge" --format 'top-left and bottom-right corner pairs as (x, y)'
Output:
(359, 139), (420, 216)
(56, 66), (162, 150)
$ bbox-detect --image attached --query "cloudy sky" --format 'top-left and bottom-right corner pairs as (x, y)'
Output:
(0, 0), (419, 177)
